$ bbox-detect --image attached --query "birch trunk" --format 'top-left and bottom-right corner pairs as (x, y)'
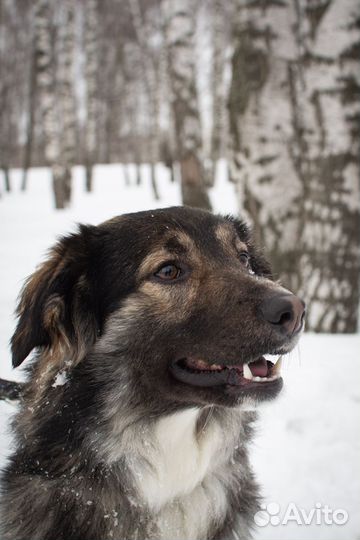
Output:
(209, 0), (227, 186)
(0, 3), (13, 192)
(3, 168), (10, 192)
(34, 0), (58, 200)
(162, 0), (211, 210)
(35, 0), (75, 209)
(21, 33), (37, 192)
(229, 1), (302, 289)
(229, 0), (360, 332)
(295, 0), (360, 332)
(56, 0), (76, 207)
(84, 0), (98, 192)
(128, 0), (160, 200)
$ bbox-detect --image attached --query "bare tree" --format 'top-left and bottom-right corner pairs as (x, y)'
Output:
(162, 0), (211, 210)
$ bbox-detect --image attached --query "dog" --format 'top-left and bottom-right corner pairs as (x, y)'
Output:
(0, 206), (305, 540)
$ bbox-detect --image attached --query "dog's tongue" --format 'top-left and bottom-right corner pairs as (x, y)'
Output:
(249, 358), (268, 377)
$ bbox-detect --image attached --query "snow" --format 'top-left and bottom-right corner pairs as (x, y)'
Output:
(52, 371), (68, 388)
(253, 334), (360, 540)
(1, 164), (359, 539)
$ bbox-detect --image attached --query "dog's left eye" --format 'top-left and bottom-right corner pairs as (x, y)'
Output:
(239, 252), (250, 267)
(154, 264), (182, 281)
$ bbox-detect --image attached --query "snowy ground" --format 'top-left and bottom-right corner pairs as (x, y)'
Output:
(1, 164), (359, 540)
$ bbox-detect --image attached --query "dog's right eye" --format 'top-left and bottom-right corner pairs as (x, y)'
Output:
(239, 252), (250, 267)
(154, 264), (182, 281)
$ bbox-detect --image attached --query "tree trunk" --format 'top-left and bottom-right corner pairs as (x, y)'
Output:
(180, 154), (212, 210)
(295, 0), (360, 332)
(85, 164), (94, 192)
(128, 0), (160, 200)
(162, 0), (211, 210)
(229, 1), (302, 290)
(34, 0), (61, 207)
(123, 165), (131, 187)
(150, 162), (160, 200)
(34, 0), (75, 209)
(3, 167), (10, 192)
(21, 34), (37, 192)
(229, 0), (360, 332)
(56, 0), (76, 208)
(135, 160), (142, 186)
(160, 138), (175, 182)
(209, 0), (227, 187)
(84, 0), (98, 192)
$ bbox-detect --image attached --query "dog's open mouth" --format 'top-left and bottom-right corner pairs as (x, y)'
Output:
(170, 356), (282, 388)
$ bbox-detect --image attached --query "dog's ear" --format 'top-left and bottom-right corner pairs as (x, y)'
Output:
(11, 225), (100, 368)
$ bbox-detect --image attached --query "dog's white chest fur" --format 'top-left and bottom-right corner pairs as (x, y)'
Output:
(137, 408), (222, 508)
(128, 408), (235, 539)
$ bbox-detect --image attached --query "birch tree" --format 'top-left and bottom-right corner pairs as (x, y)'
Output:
(229, 0), (360, 332)
(295, 0), (360, 332)
(34, 0), (76, 209)
(0, 0), (27, 193)
(55, 0), (76, 207)
(209, 0), (228, 186)
(0, 4), (12, 192)
(121, 42), (145, 186)
(21, 33), (37, 192)
(229, 1), (302, 286)
(162, 0), (211, 210)
(128, 0), (160, 200)
(84, 0), (98, 192)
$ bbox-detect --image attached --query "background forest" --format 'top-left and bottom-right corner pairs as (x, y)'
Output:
(0, 0), (359, 334)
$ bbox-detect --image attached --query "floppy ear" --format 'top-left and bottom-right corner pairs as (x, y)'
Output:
(11, 225), (100, 368)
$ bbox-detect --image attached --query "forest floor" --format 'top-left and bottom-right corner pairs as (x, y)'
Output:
(1, 164), (359, 540)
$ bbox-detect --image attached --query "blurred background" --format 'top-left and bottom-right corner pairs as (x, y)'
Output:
(0, 1), (359, 539)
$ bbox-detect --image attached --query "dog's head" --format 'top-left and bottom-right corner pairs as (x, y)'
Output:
(11, 207), (305, 408)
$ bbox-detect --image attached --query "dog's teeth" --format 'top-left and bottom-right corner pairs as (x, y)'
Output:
(243, 363), (253, 380)
(195, 360), (209, 369)
(272, 356), (283, 375)
(209, 363), (221, 371)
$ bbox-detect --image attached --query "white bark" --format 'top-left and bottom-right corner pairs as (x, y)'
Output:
(229, 0), (360, 332)
(56, 0), (76, 206)
(209, 0), (228, 186)
(229, 1), (302, 275)
(84, 0), (98, 192)
(128, 0), (160, 200)
(35, 0), (76, 209)
(34, 0), (59, 165)
(0, 0), (27, 189)
(162, 0), (211, 210)
(295, 0), (360, 332)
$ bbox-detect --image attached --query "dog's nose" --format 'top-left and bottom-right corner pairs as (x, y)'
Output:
(259, 293), (306, 335)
